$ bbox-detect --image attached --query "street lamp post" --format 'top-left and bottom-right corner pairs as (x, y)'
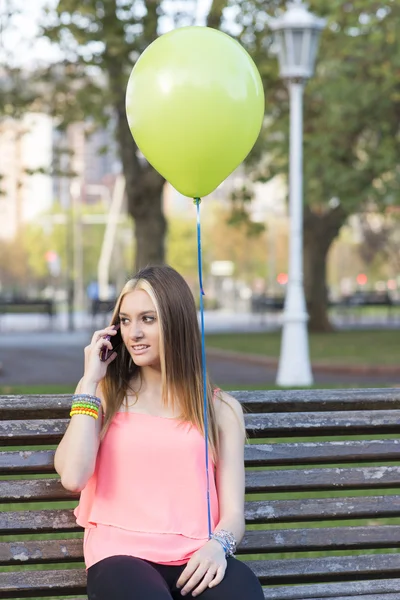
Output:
(270, 0), (325, 387)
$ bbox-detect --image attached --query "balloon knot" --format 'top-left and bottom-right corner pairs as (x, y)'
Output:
(193, 197), (201, 206)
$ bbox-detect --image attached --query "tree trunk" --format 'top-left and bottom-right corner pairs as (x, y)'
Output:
(114, 95), (166, 270)
(303, 205), (346, 332)
(134, 188), (167, 269)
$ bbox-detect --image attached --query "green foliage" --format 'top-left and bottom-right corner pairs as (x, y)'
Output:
(0, 202), (134, 295)
(205, 204), (271, 283)
(228, 185), (266, 236)
(39, 0), (196, 128)
(239, 0), (400, 215)
(167, 217), (200, 278)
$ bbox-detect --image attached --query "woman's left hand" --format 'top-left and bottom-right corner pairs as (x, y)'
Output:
(176, 539), (227, 596)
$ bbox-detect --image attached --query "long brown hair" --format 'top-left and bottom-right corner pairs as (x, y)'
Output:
(101, 265), (220, 461)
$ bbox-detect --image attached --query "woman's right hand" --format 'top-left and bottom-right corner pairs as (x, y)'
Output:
(83, 326), (118, 385)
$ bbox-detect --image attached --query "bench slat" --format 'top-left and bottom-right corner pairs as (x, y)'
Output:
(4, 439), (400, 475)
(0, 539), (83, 565)
(3, 525), (400, 565)
(1, 479), (77, 502)
(236, 388), (400, 412)
(0, 568), (86, 598)
(0, 420), (68, 446)
(0, 396), (69, 420)
(4, 466), (400, 502)
(245, 495), (400, 523)
(2, 554), (400, 598)
(265, 579), (400, 600)
(247, 466), (400, 493)
(248, 552), (400, 584)
(245, 411), (400, 438)
(246, 439), (400, 466)
(3, 389), (400, 418)
(240, 525), (400, 553)
(252, 465), (400, 492)
(301, 595), (400, 600)
(0, 584), (399, 600)
(0, 510), (77, 534)
(0, 450), (55, 474)
(3, 411), (400, 445)
(2, 495), (400, 535)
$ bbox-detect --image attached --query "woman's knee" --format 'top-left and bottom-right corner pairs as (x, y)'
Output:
(87, 555), (173, 600)
(194, 557), (264, 599)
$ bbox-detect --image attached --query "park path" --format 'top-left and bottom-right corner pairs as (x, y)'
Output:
(1, 332), (399, 388)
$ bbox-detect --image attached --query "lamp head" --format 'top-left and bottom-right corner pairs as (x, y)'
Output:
(269, 1), (326, 80)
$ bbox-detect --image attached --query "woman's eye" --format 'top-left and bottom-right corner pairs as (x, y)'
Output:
(143, 316), (155, 323)
(120, 318), (129, 325)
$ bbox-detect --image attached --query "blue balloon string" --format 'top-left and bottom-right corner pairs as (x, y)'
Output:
(193, 197), (212, 540)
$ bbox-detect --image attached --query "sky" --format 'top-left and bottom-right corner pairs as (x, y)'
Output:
(0, 0), (61, 67)
(0, 0), (215, 68)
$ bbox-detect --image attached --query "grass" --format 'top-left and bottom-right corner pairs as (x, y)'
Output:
(206, 329), (400, 367)
(1, 382), (393, 396)
(0, 384), (74, 395)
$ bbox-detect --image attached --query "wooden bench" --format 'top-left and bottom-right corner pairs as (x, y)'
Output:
(2, 388), (400, 599)
(0, 300), (55, 329)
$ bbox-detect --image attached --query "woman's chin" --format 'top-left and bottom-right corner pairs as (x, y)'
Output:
(131, 353), (157, 367)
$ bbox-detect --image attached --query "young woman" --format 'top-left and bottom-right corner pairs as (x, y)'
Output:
(55, 265), (264, 600)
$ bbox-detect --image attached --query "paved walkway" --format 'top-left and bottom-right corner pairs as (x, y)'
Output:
(0, 310), (280, 335)
(2, 308), (400, 335)
(1, 330), (399, 388)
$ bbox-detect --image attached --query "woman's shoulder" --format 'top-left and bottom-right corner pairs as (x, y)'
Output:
(213, 388), (245, 427)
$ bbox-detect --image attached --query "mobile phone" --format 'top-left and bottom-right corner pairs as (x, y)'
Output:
(100, 324), (123, 362)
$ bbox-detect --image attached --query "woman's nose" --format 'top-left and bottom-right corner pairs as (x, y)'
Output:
(130, 325), (144, 339)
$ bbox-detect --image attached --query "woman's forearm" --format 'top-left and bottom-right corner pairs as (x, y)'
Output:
(54, 378), (103, 492)
(214, 512), (246, 545)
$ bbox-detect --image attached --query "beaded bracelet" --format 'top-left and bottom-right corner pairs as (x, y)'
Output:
(210, 529), (237, 557)
(72, 394), (101, 407)
(70, 394), (101, 420)
(71, 401), (99, 409)
(70, 409), (99, 419)
(70, 407), (99, 419)
(69, 406), (99, 419)
(70, 399), (101, 412)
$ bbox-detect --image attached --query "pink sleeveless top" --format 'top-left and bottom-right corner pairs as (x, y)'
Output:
(74, 409), (219, 569)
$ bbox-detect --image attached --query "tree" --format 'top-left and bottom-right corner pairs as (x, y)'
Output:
(39, 0), (229, 270)
(358, 209), (400, 278)
(236, 0), (400, 330)
(206, 204), (283, 285)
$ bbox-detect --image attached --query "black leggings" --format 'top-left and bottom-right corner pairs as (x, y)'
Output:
(87, 554), (264, 599)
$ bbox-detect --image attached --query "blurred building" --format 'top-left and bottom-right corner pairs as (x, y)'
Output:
(52, 120), (120, 210)
(0, 113), (120, 240)
(0, 112), (53, 239)
(163, 167), (287, 220)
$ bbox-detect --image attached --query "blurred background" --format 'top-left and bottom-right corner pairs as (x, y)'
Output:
(0, 0), (399, 392)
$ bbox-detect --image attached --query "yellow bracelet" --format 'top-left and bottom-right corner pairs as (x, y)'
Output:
(70, 412), (98, 419)
(70, 408), (99, 420)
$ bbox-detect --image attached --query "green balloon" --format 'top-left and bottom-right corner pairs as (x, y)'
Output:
(126, 26), (265, 199)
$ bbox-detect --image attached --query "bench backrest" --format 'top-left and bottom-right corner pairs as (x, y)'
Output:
(2, 389), (400, 599)
(0, 300), (54, 315)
